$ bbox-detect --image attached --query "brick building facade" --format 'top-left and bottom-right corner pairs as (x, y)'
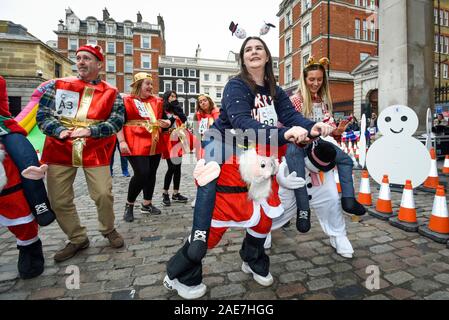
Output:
(55, 8), (165, 94)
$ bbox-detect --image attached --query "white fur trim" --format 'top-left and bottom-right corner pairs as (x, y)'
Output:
(211, 203), (261, 228)
(17, 235), (39, 246)
(246, 228), (268, 239)
(0, 213), (34, 227)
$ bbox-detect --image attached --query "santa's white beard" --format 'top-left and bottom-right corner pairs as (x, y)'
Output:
(248, 179), (272, 202)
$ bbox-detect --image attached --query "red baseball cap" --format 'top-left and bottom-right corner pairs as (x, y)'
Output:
(76, 44), (104, 61)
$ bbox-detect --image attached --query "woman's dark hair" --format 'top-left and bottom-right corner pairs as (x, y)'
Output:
(238, 36), (277, 100)
(163, 90), (177, 112)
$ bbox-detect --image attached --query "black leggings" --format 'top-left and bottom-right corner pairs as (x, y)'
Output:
(164, 157), (182, 191)
(127, 155), (161, 202)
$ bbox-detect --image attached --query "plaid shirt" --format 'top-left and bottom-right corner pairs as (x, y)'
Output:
(37, 78), (124, 138)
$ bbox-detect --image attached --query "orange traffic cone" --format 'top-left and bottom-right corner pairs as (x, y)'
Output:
(370, 174), (394, 221)
(442, 155), (449, 174)
(423, 148), (439, 189)
(389, 180), (418, 232)
(358, 170), (372, 206)
(334, 169), (341, 193)
(418, 185), (449, 243)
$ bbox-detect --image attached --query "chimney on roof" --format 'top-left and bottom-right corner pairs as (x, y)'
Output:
(137, 11), (142, 23)
(103, 8), (110, 21)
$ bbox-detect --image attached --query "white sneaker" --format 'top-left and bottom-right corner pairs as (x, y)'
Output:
(263, 233), (272, 249)
(330, 236), (354, 258)
(241, 262), (273, 286)
(163, 275), (207, 300)
(191, 198), (196, 208)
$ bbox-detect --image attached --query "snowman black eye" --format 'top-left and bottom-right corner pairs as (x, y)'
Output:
(385, 116), (391, 122)
(401, 116), (407, 122)
(261, 163), (266, 168)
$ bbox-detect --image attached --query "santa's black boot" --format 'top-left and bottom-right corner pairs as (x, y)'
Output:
(239, 232), (273, 286)
(296, 209), (311, 233)
(17, 239), (45, 280)
(341, 197), (366, 216)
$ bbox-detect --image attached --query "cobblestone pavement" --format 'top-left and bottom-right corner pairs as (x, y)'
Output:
(1, 153), (449, 300)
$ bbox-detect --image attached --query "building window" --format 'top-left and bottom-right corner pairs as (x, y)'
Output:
(204, 87), (210, 95)
(303, 23), (310, 43)
(216, 74), (222, 82)
(177, 69), (184, 77)
(435, 63), (439, 78)
(435, 9), (439, 25)
(441, 10), (445, 26)
(303, 54), (309, 68)
(125, 59), (133, 73)
(445, 36), (449, 54)
(369, 0), (375, 9)
(189, 69), (196, 77)
(355, 19), (361, 39)
(141, 54), (150, 69)
(107, 59), (116, 72)
(125, 42), (133, 55)
(141, 36), (150, 49)
(178, 99), (185, 110)
(107, 74), (116, 87)
(69, 38), (78, 51)
(285, 64), (292, 84)
(124, 77), (133, 92)
(176, 80), (184, 93)
(189, 82), (197, 94)
(216, 88), (222, 99)
(273, 61), (278, 68)
(164, 81), (172, 92)
(204, 73), (209, 81)
(55, 62), (62, 78)
(445, 11), (449, 26)
(87, 21), (97, 34)
(370, 21), (375, 41)
(362, 0), (367, 7)
(436, 34), (439, 53)
(164, 68), (171, 76)
(360, 53), (369, 62)
(189, 99), (196, 114)
(87, 38), (97, 46)
(355, 0), (360, 6)
(124, 25), (133, 37)
(444, 64), (449, 79)
(106, 23), (115, 35)
(362, 20), (368, 40)
(286, 11), (292, 27)
(441, 35), (445, 53)
(286, 36), (292, 55)
(107, 41), (115, 54)
(303, 0), (311, 12)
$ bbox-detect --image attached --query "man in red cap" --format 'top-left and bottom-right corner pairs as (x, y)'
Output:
(36, 44), (126, 262)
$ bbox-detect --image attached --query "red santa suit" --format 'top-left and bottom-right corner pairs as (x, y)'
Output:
(0, 153), (38, 246)
(0, 76), (27, 136)
(207, 153), (283, 248)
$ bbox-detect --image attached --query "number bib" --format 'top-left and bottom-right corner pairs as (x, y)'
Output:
(55, 90), (80, 118)
(198, 118), (209, 135)
(258, 105), (278, 127)
(312, 103), (324, 122)
(134, 99), (151, 118)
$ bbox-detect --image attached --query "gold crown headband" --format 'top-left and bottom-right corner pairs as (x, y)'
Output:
(305, 56), (330, 69)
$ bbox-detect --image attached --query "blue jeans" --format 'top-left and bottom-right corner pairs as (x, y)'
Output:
(192, 130), (243, 232)
(285, 140), (355, 211)
(110, 142), (129, 175)
(0, 133), (50, 209)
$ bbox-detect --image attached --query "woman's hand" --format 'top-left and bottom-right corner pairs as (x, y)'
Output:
(310, 122), (334, 138)
(119, 141), (130, 154)
(284, 126), (308, 144)
(158, 119), (171, 128)
(70, 128), (91, 138)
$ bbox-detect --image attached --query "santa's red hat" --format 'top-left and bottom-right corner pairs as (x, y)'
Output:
(76, 44), (104, 61)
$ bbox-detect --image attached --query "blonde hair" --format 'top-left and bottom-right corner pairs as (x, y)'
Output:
(196, 94), (216, 114)
(297, 63), (333, 118)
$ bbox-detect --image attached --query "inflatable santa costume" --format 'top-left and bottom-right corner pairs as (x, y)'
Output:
(0, 146), (45, 279)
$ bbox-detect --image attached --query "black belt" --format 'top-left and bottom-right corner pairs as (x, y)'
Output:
(216, 185), (248, 193)
(0, 183), (22, 197)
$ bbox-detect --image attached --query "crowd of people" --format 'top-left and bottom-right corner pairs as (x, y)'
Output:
(0, 39), (369, 298)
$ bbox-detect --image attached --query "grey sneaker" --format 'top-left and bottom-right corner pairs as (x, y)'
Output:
(140, 203), (161, 215)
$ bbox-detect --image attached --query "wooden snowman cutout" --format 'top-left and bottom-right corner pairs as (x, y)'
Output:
(366, 105), (431, 187)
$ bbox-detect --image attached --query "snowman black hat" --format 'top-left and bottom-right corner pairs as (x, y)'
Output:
(229, 21), (239, 35)
(305, 139), (336, 172)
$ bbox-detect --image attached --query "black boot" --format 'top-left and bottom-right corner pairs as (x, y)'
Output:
(33, 201), (56, 226)
(123, 203), (134, 222)
(17, 239), (45, 279)
(296, 209), (311, 233)
(341, 197), (366, 216)
(239, 232), (270, 278)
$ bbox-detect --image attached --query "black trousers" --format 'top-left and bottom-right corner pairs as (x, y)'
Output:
(163, 157), (182, 191)
(127, 155), (161, 202)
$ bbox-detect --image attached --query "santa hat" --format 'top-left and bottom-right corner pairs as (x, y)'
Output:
(76, 44), (104, 61)
(306, 139), (336, 172)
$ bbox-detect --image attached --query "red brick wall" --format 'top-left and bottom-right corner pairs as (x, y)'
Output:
(152, 72), (159, 94)
(116, 41), (123, 54)
(133, 52), (141, 69)
(58, 37), (68, 50)
(116, 56), (123, 73)
(116, 75), (124, 93)
(79, 38), (87, 47)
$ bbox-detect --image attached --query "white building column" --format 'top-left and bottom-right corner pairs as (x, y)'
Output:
(378, 0), (434, 132)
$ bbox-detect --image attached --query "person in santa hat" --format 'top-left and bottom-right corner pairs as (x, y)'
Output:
(36, 44), (125, 262)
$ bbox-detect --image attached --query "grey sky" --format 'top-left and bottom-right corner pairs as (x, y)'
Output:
(1, 0), (280, 60)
